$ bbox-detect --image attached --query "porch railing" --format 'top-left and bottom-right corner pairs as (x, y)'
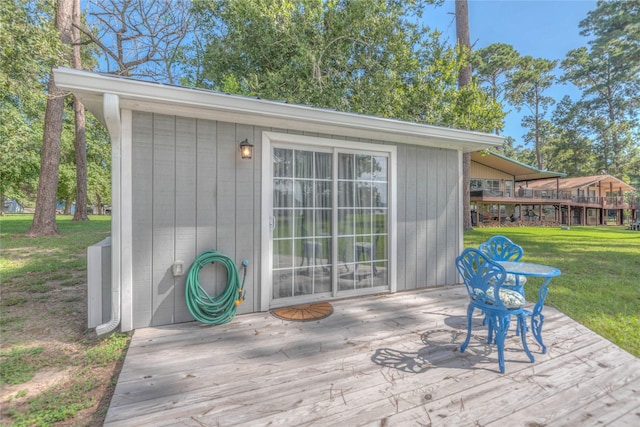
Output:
(471, 190), (637, 208)
(471, 189), (573, 200)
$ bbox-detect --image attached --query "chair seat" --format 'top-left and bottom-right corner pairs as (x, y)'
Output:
(505, 273), (526, 286)
(489, 273), (526, 287)
(473, 286), (526, 309)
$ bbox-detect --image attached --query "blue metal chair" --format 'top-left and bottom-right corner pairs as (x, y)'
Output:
(479, 235), (524, 261)
(456, 248), (534, 373)
(479, 235), (527, 290)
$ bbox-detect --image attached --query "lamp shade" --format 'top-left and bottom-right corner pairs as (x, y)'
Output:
(240, 139), (253, 159)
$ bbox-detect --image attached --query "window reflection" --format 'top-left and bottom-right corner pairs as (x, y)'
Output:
(273, 148), (293, 177)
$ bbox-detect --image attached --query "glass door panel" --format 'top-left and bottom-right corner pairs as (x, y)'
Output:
(336, 153), (388, 292)
(272, 148), (332, 300)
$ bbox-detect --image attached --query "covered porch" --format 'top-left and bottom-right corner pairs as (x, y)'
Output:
(105, 286), (640, 426)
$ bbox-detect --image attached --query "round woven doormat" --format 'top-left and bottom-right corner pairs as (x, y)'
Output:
(270, 302), (333, 322)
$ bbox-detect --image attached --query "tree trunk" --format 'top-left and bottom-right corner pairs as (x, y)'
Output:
(73, 97), (88, 221)
(27, 75), (65, 236)
(64, 197), (72, 215)
(534, 84), (543, 170)
(72, 0), (89, 222)
(27, 0), (74, 236)
(456, 1), (472, 89)
(456, 0), (473, 231)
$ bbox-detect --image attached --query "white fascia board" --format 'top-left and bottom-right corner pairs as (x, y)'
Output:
(53, 67), (503, 152)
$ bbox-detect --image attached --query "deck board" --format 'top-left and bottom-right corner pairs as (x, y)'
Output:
(105, 286), (640, 426)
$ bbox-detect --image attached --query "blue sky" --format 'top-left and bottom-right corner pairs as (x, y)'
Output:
(422, 0), (598, 145)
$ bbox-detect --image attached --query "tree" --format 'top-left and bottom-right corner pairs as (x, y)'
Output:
(82, 0), (195, 83)
(507, 56), (557, 170)
(85, 114), (112, 213)
(0, 0), (61, 211)
(455, 0), (473, 231)
(193, 0), (502, 129)
(559, 0), (639, 178)
(193, 0), (420, 111)
(401, 35), (503, 131)
(72, 0), (88, 221)
(498, 135), (519, 159)
(548, 96), (595, 176)
(579, 0), (640, 66)
(562, 46), (638, 177)
(27, 0), (74, 236)
(472, 43), (520, 135)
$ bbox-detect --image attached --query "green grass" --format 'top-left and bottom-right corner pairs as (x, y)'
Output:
(0, 347), (45, 385)
(1, 214), (111, 282)
(1, 214), (123, 426)
(84, 333), (129, 367)
(465, 226), (640, 357)
(6, 376), (97, 427)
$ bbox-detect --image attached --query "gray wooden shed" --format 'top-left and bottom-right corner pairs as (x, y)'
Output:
(54, 67), (502, 333)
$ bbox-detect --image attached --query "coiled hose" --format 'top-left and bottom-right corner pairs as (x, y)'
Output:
(185, 250), (248, 325)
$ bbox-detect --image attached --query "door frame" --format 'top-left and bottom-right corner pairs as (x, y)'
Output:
(260, 131), (397, 311)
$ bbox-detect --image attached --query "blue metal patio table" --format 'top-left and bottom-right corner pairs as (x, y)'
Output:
(496, 261), (561, 354)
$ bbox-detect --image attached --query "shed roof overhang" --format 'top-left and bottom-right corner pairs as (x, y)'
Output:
(471, 150), (566, 181)
(53, 67), (503, 153)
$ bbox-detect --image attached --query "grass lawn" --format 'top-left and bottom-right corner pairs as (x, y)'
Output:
(465, 226), (640, 358)
(1, 214), (128, 427)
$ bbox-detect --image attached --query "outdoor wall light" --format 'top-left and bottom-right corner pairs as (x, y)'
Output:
(239, 138), (254, 159)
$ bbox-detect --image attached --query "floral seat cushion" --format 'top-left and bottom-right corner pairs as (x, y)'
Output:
(505, 273), (527, 287)
(473, 287), (526, 309)
(489, 273), (527, 288)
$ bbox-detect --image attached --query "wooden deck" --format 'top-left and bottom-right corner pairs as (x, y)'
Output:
(105, 286), (640, 426)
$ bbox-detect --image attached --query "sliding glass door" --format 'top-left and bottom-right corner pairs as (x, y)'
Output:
(269, 140), (390, 306)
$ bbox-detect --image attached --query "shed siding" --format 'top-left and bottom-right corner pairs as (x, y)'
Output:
(426, 149), (439, 286)
(130, 112), (461, 327)
(444, 149), (461, 284)
(194, 119), (217, 314)
(174, 117), (197, 323)
(415, 147), (428, 289)
(404, 145), (418, 290)
(131, 112), (153, 328)
(399, 147), (460, 290)
(151, 114), (177, 327)
(396, 144), (407, 292)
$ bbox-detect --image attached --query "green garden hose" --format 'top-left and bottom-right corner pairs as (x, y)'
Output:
(185, 250), (248, 325)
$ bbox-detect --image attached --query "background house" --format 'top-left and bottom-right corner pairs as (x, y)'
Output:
(470, 151), (565, 225)
(54, 68), (502, 332)
(3, 198), (24, 213)
(525, 175), (636, 226)
(470, 151), (637, 226)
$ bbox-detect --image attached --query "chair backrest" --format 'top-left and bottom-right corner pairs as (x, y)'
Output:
(456, 248), (509, 310)
(479, 235), (523, 262)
